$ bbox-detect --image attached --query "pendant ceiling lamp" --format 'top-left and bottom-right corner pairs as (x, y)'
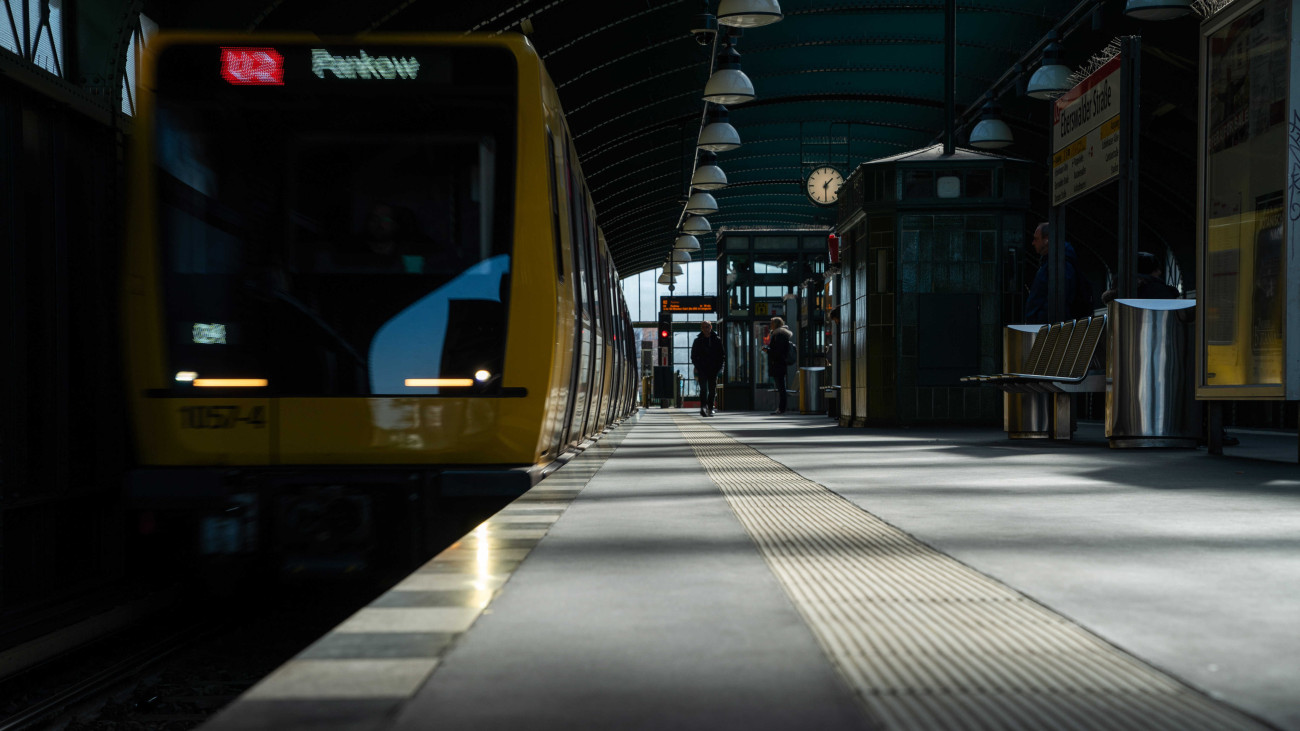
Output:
(1026, 32), (1071, 101)
(681, 215), (712, 235)
(657, 273), (677, 285)
(674, 234), (702, 251)
(698, 105), (741, 152)
(703, 45), (755, 105)
(670, 249), (692, 262)
(663, 262), (685, 276)
(686, 191), (719, 215)
(691, 152), (728, 190)
(1123, 0), (1192, 19)
(969, 99), (1013, 150)
(717, 0), (783, 27)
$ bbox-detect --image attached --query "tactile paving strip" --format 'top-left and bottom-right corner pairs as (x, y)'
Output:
(673, 416), (1268, 731)
(230, 416), (636, 708)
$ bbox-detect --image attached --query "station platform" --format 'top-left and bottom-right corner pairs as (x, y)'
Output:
(205, 410), (1300, 731)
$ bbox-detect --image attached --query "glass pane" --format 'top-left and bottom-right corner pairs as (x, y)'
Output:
(754, 236), (798, 250)
(640, 270), (656, 322)
(966, 169), (993, 198)
(724, 321), (750, 383)
(1, 3), (18, 54)
(1203, 0), (1287, 387)
(27, 0), (62, 75)
(903, 170), (934, 198)
(152, 43), (516, 396)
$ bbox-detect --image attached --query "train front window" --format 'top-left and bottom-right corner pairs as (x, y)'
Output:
(151, 43), (516, 396)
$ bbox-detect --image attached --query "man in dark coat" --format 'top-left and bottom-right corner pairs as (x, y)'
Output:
(691, 321), (724, 417)
(1024, 222), (1080, 324)
(765, 317), (793, 415)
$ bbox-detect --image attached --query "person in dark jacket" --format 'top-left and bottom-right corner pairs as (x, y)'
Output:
(1024, 222), (1079, 324)
(1135, 251), (1180, 299)
(691, 321), (724, 417)
(764, 317), (793, 415)
(1101, 251), (1181, 304)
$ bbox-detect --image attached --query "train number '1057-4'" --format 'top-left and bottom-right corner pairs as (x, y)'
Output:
(179, 405), (267, 429)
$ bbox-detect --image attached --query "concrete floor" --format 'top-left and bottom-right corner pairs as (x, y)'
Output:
(698, 411), (1300, 730)
(394, 410), (873, 730)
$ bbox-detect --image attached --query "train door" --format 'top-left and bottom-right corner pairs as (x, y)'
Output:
(545, 127), (570, 459)
(575, 197), (601, 442)
(564, 136), (594, 446)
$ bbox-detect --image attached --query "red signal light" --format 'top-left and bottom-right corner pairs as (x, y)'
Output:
(660, 329), (670, 339)
(221, 47), (285, 86)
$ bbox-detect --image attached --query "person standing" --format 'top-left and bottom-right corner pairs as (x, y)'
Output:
(1102, 251), (1181, 303)
(1024, 221), (1080, 324)
(765, 317), (793, 415)
(690, 321), (724, 417)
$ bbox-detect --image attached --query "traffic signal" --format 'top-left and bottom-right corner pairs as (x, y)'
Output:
(657, 313), (671, 364)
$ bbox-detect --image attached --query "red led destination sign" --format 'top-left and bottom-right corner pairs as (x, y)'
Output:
(220, 47), (285, 86)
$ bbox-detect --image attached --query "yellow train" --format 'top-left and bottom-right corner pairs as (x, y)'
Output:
(1202, 204), (1284, 392)
(123, 33), (636, 572)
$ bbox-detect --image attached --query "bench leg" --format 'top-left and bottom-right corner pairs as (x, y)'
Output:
(1052, 393), (1072, 440)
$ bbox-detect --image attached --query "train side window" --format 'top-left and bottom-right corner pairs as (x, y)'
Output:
(565, 132), (590, 316)
(546, 127), (564, 282)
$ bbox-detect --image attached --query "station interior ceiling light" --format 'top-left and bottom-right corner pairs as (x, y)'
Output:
(1026, 32), (1072, 100)
(140, 0), (1204, 279)
(1124, 0), (1193, 20)
(968, 99), (1014, 149)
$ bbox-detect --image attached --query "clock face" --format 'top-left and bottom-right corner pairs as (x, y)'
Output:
(806, 166), (845, 206)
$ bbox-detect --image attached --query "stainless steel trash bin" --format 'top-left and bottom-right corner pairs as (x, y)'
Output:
(1003, 325), (1051, 438)
(798, 367), (825, 414)
(1107, 298), (1200, 448)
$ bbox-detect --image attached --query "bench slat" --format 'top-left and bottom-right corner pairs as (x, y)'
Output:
(1039, 321), (1075, 377)
(1065, 316), (1107, 379)
(1019, 324), (1052, 374)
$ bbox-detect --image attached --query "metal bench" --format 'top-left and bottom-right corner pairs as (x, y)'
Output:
(962, 315), (1107, 394)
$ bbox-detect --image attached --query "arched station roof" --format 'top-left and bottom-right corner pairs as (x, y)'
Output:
(135, 0), (1202, 278)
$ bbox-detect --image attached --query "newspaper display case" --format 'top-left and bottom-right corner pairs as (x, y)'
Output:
(1197, 0), (1300, 399)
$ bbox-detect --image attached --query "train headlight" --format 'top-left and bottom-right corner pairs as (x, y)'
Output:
(175, 371), (198, 382)
(474, 370), (492, 383)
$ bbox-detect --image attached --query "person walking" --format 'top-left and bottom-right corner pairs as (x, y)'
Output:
(765, 317), (793, 415)
(691, 321), (724, 417)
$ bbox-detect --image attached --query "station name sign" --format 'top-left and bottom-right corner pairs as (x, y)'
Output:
(660, 296), (717, 313)
(1051, 54), (1122, 206)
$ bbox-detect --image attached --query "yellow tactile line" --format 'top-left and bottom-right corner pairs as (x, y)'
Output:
(673, 416), (1269, 731)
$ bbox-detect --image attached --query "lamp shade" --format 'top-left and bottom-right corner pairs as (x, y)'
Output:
(717, 0), (783, 27)
(703, 46), (754, 105)
(1026, 38), (1071, 100)
(691, 162), (728, 190)
(1124, 0), (1192, 19)
(670, 249), (692, 262)
(685, 191), (718, 215)
(698, 105), (741, 152)
(681, 215), (712, 235)
(663, 262), (685, 276)
(674, 234), (701, 251)
(969, 101), (1013, 149)
(657, 273), (677, 285)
